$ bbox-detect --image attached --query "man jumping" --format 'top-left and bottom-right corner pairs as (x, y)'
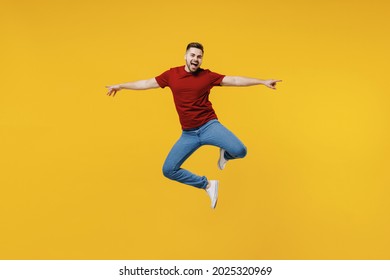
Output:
(106, 42), (281, 209)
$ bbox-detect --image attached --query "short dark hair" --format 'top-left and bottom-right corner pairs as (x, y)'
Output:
(186, 42), (204, 53)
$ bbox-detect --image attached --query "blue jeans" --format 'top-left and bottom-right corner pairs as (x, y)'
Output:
(162, 119), (247, 189)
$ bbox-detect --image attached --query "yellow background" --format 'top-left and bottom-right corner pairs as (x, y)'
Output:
(1, 0), (389, 259)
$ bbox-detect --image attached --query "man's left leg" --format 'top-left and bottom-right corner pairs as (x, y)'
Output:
(200, 120), (247, 169)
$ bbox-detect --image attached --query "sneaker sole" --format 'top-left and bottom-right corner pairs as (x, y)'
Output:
(212, 181), (219, 209)
(218, 149), (226, 170)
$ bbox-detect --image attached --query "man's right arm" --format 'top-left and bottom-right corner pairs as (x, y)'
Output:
(106, 78), (160, 97)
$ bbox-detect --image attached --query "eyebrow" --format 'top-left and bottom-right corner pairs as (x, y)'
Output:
(190, 52), (203, 57)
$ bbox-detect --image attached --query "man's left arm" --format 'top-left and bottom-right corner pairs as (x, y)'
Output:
(221, 76), (282, 90)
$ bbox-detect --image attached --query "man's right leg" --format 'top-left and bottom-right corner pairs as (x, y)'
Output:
(162, 131), (208, 189)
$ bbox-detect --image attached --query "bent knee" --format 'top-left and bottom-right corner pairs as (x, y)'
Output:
(162, 166), (171, 178)
(226, 145), (247, 160)
(231, 145), (247, 159)
(238, 145), (247, 158)
(162, 164), (175, 179)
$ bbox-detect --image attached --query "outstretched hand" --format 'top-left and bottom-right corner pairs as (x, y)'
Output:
(263, 79), (282, 90)
(106, 85), (121, 97)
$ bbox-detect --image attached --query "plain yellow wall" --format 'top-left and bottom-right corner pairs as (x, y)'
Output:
(1, 0), (389, 259)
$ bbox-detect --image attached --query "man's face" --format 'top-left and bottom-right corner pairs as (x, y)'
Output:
(184, 47), (203, 73)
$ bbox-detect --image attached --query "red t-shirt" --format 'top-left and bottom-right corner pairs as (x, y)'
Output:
(155, 66), (225, 130)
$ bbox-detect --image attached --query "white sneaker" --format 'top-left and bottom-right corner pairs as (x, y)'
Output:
(218, 148), (228, 170)
(206, 180), (219, 209)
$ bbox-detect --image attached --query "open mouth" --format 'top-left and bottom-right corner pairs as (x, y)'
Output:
(191, 61), (199, 67)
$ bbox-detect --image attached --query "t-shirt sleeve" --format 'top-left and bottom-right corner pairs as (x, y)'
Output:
(155, 69), (170, 88)
(208, 71), (225, 86)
